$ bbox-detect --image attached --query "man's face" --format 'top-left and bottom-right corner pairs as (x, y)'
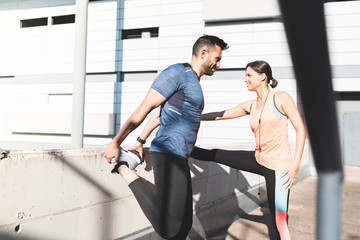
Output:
(202, 45), (222, 76)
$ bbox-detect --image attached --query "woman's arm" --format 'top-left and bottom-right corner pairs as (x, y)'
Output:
(277, 91), (306, 189)
(201, 100), (253, 121)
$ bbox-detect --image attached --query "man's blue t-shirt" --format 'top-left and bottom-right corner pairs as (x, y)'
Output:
(150, 63), (204, 158)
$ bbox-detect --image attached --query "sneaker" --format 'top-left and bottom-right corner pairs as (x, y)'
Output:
(111, 147), (143, 173)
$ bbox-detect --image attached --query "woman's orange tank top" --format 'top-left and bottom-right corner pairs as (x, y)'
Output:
(249, 91), (292, 170)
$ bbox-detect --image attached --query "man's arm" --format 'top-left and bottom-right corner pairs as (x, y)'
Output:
(130, 107), (161, 157)
(102, 88), (165, 163)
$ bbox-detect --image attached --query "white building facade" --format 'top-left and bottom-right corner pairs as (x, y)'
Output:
(0, 0), (359, 165)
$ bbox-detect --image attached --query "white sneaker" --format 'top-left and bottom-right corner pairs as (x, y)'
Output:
(111, 147), (143, 173)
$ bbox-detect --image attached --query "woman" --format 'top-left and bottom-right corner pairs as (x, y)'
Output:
(191, 60), (306, 240)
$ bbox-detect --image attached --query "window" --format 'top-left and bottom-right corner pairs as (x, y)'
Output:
(0, 75), (14, 78)
(334, 92), (360, 101)
(20, 17), (48, 28)
(120, 71), (158, 82)
(203, 0), (280, 22)
(122, 27), (159, 40)
(52, 14), (75, 25)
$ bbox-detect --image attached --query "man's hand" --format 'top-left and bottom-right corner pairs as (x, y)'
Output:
(102, 141), (121, 164)
(129, 142), (144, 159)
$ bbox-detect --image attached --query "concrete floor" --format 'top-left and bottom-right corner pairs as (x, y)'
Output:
(207, 166), (360, 240)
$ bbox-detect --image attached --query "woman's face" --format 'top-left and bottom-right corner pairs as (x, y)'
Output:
(244, 67), (265, 91)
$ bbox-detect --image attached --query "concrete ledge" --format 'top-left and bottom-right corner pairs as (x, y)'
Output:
(0, 143), (313, 240)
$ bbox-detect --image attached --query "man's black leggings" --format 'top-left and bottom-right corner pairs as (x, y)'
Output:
(129, 152), (193, 240)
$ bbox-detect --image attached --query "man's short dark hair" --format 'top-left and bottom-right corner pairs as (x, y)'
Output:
(192, 35), (228, 56)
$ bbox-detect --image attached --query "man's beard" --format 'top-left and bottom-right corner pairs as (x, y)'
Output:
(203, 63), (216, 76)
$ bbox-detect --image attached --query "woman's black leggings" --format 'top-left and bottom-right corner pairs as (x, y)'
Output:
(190, 147), (290, 240)
(128, 152), (193, 240)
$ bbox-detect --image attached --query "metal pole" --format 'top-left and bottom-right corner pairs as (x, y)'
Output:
(317, 171), (343, 239)
(71, 0), (89, 148)
(277, 0), (343, 239)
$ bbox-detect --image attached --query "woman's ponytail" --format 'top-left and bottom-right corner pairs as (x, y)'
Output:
(270, 78), (278, 88)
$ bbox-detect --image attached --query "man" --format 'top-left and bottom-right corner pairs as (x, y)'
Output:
(102, 35), (228, 239)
